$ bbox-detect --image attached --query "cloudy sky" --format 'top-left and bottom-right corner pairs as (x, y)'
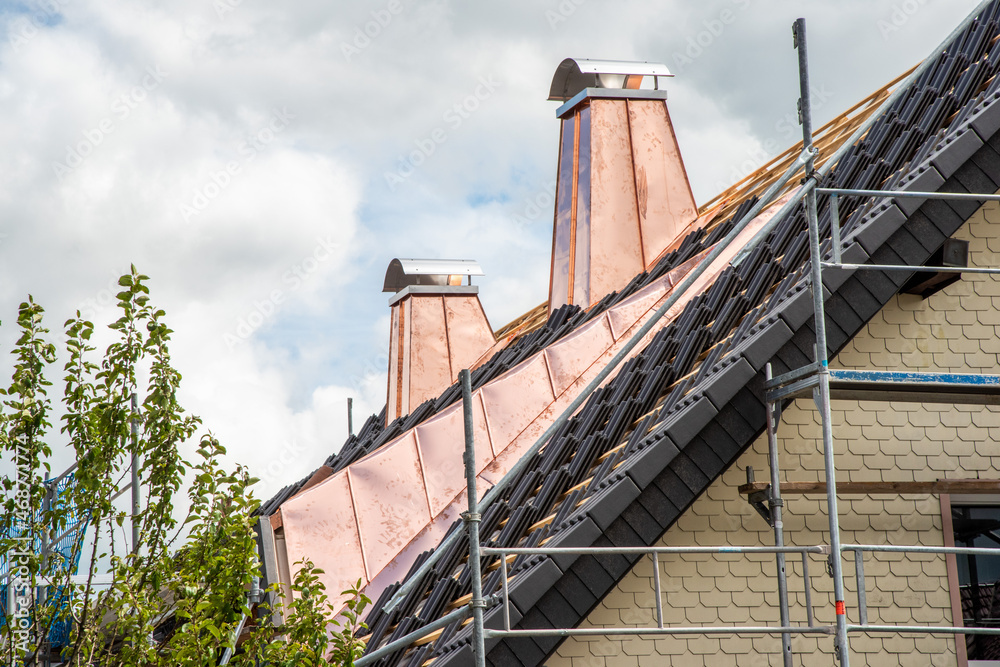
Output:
(0, 0), (982, 499)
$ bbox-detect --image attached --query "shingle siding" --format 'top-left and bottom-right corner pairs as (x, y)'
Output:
(548, 191), (1000, 667)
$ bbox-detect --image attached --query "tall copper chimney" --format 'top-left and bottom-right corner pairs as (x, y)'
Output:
(546, 59), (698, 314)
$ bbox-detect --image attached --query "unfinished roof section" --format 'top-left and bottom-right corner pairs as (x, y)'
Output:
(338, 5), (1000, 664)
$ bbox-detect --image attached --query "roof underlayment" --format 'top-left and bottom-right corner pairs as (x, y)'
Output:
(258, 3), (1000, 664)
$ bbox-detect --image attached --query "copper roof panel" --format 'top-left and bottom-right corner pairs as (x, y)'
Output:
(279, 471), (366, 610)
(443, 295), (496, 374)
(480, 354), (557, 451)
(407, 296), (454, 408)
(415, 391), (493, 516)
(543, 315), (615, 396)
(350, 432), (431, 577)
(588, 99), (645, 300)
(626, 99), (698, 268)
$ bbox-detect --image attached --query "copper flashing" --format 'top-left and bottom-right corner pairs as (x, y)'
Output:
(277, 192), (784, 616)
(548, 90), (697, 316)
(385, 282), (496, 424)
(499, 68), (916, 345)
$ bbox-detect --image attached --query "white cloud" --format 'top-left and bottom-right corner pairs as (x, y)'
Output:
(0, 0), (984, 503)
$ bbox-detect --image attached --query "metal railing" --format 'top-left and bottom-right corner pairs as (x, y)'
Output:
(483, 544), (829, 639)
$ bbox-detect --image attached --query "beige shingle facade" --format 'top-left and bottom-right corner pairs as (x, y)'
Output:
(550, 200), (1000, 666)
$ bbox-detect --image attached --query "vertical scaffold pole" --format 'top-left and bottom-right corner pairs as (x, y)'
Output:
(794, 17), (850, 666)
(765, 364), (792, 667)
(460, 369), (487, 667)
(131, 392), (140, 555)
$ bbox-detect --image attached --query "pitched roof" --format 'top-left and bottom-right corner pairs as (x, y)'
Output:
(262, 4), (1000, 665)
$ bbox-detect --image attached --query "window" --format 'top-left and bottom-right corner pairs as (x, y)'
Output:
(953, 503), (1000, 663)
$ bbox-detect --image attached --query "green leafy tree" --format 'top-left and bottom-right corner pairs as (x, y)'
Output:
(0, 268), (365, 666)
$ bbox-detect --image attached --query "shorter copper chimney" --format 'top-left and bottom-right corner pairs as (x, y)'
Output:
(383, 259), (495, 424)
(547, 59), (698, 314)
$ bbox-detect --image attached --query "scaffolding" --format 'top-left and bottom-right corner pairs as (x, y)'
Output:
(355, 6), (1000, 667)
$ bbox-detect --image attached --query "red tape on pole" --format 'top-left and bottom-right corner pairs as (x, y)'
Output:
(835, 600), (846, 615)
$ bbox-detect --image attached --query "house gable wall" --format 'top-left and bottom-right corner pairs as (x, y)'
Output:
(549, 202), (1000, 666)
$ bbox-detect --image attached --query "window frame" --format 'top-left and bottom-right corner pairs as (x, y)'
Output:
(943, 493), (1000, 667)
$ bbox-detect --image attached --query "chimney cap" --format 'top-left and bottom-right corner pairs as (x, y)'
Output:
(548, 58), (673, 101)
(382, 258), (485, 293)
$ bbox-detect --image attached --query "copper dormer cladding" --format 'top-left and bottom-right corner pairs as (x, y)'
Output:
(547, 58), (699, 315)
(383, 259), (494, 424)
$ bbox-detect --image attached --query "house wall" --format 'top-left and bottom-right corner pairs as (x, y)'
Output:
(549, 201), (1000, 667)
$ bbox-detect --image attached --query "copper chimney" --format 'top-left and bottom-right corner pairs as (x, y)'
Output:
(383, 259), (495, 424)
(546, 58), (698, 314)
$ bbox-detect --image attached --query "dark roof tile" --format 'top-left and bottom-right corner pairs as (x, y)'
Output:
(567, 555), (613, 598)
(509, 558), (563, 615)
(905, 209), (949, 253)
(620, 501), (664, 545)
(930, 126), (985, 178)
(533, 589), (580, 637)
(971, 90), (1000, 140)
(619, 433), (679, 490)
(733, 317), (794, 371)
(583, 474), (641, 532)
(896, 164), (945, 216)
(553, 569), (599, 616)
(772, 283), (815, 331)
(703, 356), (756, 411)
(954, 158), (1000, 196)
(544, 515), (600, 571)
(635, 482), (681, 529)
(853, 201), (907, 254)
(971, 140), (1000, 184)
(485, 639), (527, 667)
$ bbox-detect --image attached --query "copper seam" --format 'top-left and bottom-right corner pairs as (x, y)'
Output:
(440, 295), (454, 380)
(395, 300), (406, 418)
(548, 123), (565, 311)
(568, 108), (581, 305)
(411, 429), (435, 520)
(345, 468), (370, 582)
(539, 348), (558, 400)
(478, 390), (497, 458)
